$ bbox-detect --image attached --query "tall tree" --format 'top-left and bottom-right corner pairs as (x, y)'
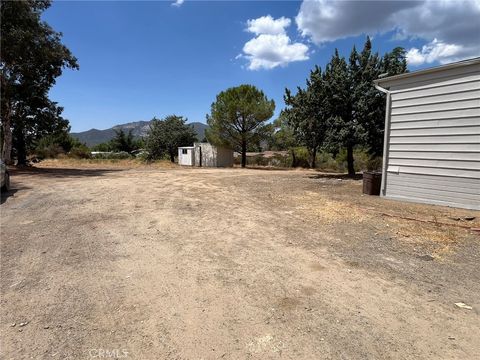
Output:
(284, 66), (327, 168)
(325, 39), (407, 175)
(145, 115), (197, 162)
(206, 84), (275, 168)
(323, 49), (362, 176)
(1, 0), (78, 164)
(282, 37), (407, 175)
(268, 114), (299, 167)
(110, 129), (137, 153)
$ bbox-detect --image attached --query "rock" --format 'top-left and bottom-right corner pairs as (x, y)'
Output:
(11, 323), (16, 327)
(418, 254), (434, 261)
(450, 216), (475, 221)
(455, 302), (473, 310)
(43, 325), (50, 329)
(19, 322), (28, 327)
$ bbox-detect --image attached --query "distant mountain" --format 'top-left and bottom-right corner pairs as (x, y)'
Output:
(71, 121), (209, 147)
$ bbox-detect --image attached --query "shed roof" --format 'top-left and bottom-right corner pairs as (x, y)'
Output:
(374, 57), (480, 86)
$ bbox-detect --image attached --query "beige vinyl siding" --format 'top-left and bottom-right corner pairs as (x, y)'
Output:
(380, 60), (480, 210)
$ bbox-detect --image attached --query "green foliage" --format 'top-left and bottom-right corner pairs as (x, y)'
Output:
(366, 157), (383, 172)
(1, 0), (78, 164)
(288, 147), (310, 168)
(90, 130), (143, 153)
(283, 37), (407, 175)
(206, 84), (275, 167)
(283, 66), (327, 168)
(35, 132), (89, 159)
(145, 115), (197, 162)
(109, 129), (140, 153)
(91, 142), (113, 152)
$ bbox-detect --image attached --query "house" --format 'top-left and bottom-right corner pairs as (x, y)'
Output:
(374, 57), (480, 210)
(178, 143), (233, 167)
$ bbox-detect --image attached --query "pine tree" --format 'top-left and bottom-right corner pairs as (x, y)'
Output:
(283, 66), (327, 168)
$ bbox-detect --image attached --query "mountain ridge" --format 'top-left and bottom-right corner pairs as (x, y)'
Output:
(71, 120), (209, 147)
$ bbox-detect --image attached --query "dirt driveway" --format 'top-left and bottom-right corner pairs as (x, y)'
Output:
(1, 164), (479, 359)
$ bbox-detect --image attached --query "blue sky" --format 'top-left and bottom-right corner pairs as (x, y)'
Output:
(43, 1), (480, 132)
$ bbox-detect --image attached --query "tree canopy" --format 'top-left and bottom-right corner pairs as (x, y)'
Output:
(145, 116), (197, 162)
(206, 84), (275, 167)
(283, 37), (407, 175)
(1, 0), (78, 164)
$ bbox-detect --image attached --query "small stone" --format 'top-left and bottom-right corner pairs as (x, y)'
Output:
(19, 322), (28, 327)
(11, 323), (16, 327)
(418, 254), (434, 261)
(44, 325), (50, 329)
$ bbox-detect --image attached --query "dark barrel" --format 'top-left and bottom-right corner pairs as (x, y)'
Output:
(363, 172), (382, 195)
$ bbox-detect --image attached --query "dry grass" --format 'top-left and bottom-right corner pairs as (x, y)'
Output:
(293, 190), (368, 224)
(35, 158), (179, 169)
(287, 184), (478, 258)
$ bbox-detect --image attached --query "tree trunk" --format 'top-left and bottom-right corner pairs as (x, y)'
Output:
(170, 152), (175, 163)
(241, 139), (247, 168)
(290, 148), (296, 168)
(310, 146), (317, 169)
(15, 129), (27, 166)
(1, 106), (13, 164)
(347, 145), (355, 176)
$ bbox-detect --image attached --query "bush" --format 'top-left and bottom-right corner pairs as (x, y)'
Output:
(366, 156), (383, 172)
(334, 148), (370, 173)
(68, 144), (91, 159)
(36, 143), (64, 159)
(288, 147), (310, 168)
(35, 133), (88, 160)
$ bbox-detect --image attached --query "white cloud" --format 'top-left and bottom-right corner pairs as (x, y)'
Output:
(246, 15), (291, 35)
(295, 0), (480, 65)
(241, 15), (309, 70)
(243, 34), (309, 70)
(407, 39), (463, 66)
(171, 0), (184, 7)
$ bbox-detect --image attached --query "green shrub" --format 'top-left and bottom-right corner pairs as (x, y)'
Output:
(35, 133), (88, 159)
(289, 147), (310, 168)
(36, 144), (64, 159)
(68, 144), (91, 159)
(366, 156), (383, 172)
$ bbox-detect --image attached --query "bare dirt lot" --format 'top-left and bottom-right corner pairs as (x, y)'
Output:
(1, 162), (479, 359)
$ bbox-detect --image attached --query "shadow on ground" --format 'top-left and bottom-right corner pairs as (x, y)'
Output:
(307, 173), (363, 180)
(9, 166), (124, 179)
(0, 188), (20, 205)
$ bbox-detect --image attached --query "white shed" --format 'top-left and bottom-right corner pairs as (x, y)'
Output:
(178, 146), (194, 166)
(177, 143), (233, 167)
(374, 57), (480, 210)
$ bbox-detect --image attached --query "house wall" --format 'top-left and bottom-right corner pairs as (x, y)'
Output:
(193, 143), (233, 167)
(178, 148), (194, 166)
(381, 61), (480, 210)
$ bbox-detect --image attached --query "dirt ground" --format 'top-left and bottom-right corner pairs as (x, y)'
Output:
(1, 162), (479, 359)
